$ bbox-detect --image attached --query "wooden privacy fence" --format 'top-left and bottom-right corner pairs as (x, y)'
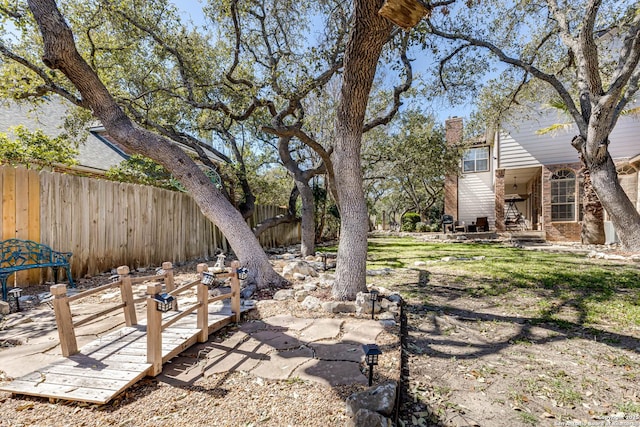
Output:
(1, 166), (300, 284)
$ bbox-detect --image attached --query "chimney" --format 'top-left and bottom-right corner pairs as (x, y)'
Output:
(445, 116), (463, 145)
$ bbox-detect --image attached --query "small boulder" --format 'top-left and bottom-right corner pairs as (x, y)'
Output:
(293, 272), (307, 281)
(348, 409), (392, 427)
(295, 290), (308, 302)
(346, 381), (397, 417)
(283, 261), (319, 278)
(0, 300), (10, 315)
(355, 292), (382, 315)
(414, 261), (427, 266)
(303, 283), (317, 292)
(273, 289), (295, 301)
(301, 295), (321, 310)
(322, 301), (356, 313)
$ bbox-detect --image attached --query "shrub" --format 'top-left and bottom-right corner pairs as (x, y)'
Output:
(415, 222), (429, 232)
(401, 212), (421, 232)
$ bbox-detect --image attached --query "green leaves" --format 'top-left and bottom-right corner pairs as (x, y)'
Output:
(0, 125), (78, 169)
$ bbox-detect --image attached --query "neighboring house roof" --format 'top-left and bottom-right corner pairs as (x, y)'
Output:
(0, 99), (128, 174)
(1, 97), (225, 173)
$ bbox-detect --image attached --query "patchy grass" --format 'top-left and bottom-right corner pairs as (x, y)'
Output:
(364, 236), (640, 329)
(363, 235), (640, 426)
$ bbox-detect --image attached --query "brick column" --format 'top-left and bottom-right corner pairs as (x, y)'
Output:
(495, 169), (505, 231)
(444, 117), (463, 219)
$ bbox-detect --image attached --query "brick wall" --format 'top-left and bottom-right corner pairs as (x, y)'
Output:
(542, 162), (582, 242)
(444, 117), (463, 219)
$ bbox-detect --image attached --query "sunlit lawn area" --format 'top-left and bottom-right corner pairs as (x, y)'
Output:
(342, 235), (640, 330)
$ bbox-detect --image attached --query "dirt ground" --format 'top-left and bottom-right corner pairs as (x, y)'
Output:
(1, 250), (639, 427)
(392, 264), (640, 427)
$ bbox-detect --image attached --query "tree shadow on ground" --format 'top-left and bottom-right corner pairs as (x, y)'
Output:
(397, 270), (640, 426)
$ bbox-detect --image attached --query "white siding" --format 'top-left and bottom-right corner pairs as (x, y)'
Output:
(458, 171), (495, 227)
(499, 108), (640, 168)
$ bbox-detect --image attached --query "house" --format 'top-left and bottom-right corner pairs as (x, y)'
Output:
(0, 98), (129, 175)
(444, 109), (640, 242)
(0, 97), (224, 176)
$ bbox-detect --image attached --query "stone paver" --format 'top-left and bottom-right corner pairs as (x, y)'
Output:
(261, 314), (313, 331)
(2, 304), (385, 388)
(310, 341), (364, 362)
(293, 359), (368, 386)
(250, 347), (314, 380)
(298, 318), (342, 343)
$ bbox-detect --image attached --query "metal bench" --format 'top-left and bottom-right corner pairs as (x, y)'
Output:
(0, 239), (74, 301)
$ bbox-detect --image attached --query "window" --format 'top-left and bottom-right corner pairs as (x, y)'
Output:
(462, 146), (489, 173)
(551, 169), (576, 221)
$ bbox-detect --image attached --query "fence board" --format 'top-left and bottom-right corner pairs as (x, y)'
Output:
(0, 166), (299, 285)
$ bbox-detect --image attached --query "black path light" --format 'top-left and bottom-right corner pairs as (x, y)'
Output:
(237, 267), (248, 280)
(362, 343), (382, 386)
(8, 287), (22, 312)
(369, 289), (379, 320)
(201, 271), (216, 286)
(153, 292), (174, 313)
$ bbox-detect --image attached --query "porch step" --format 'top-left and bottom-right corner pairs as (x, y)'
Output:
(505, 230), (546, 242)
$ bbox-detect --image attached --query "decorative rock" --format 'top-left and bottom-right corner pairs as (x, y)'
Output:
(304, 255), (316, 261)
(295, 290), (308, 302)
(378, 312), (395, 320)
(303, 283), (317, 292)
(386, 293), (403, 304)
(282, 261), (319, 278)
(604, 254), (626, 260)
(414, 261), (427, 266)
(301, 296), (321, 310)
(240, 284), (257, 299)
(379, 319), (396, 328)
(355, 292), (382, 315)
(273, 289), (295, 301)
(346, 381), (397, 417)
(348, 409), (392, 427)
(472, 256), (486, 261)
(322, 301), (356, 313)
(282, 253), (297, 260)
(441, 256), (457, 262)
(293, 273), (307, 281)
(0, 300), (9, 315)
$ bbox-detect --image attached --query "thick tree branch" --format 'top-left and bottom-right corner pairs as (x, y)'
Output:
(363, 32), (413, 132)
(427, 18), (585, 132)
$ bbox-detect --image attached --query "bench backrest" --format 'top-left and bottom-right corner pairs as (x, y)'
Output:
(0, 239), (68, 268)
(475, 217), (488, 231)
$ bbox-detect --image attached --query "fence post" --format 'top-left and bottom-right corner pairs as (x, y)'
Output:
(146, 283), (163, 376)
(230, 260), (241, 323)
(118, 266), (137, 326)
(196, 263), (209, 342)
(163, 261), (177, 310)
(51, 284), (78, 357)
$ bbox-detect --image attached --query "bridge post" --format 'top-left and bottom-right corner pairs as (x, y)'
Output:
(230, 261), (241, 323)
(117, 266), (137, 326)
(162, 262), (177, 310)
(51, 284), (78, 357)
(196, 263), (209, 342)
(146, 283), (163, 376)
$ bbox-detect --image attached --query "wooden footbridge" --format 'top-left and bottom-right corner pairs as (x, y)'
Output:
(0, 261), (250, 404)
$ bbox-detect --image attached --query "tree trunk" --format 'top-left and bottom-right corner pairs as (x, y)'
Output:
(331, 0), (392, 300)
(28, 0), (287, 288)
(589, 155), (640, 249)
(580, 166), (605, 245)
(298, 179), (316, 257)
(578, 128), (640, 250)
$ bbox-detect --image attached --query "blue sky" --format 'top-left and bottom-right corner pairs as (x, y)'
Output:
(173, 0), (473, 125)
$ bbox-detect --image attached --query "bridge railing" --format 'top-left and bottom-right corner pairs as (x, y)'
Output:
(51, 261), (241, 376)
